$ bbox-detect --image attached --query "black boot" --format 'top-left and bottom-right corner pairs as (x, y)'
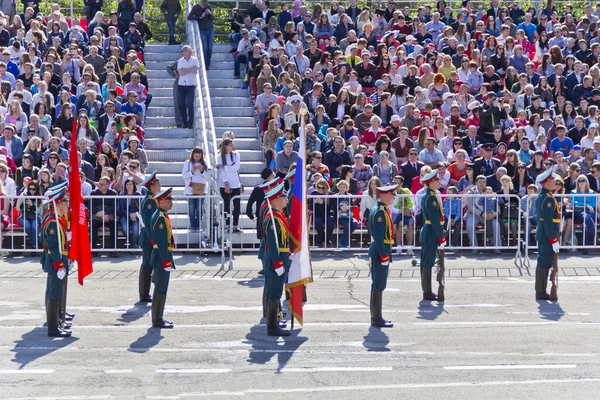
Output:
(370, 290), (376, 326)
(422, 269), (437, 301)
(535, 268), (551, 300)
(267, 299), (290, 336)
(47, 301), (71, 337)
(139, 270), (152, 302)
(262, 286), (267, 319)
(372, 291), (393, 328)
(152, 293), (173, 328)
(277, 301), (287, 328)
(56, 301), (72, 334)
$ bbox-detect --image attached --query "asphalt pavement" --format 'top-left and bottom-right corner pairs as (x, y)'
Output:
(1, 251), (600, 399)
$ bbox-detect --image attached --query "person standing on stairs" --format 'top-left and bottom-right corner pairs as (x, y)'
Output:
(160, 0), (182, 45)
(217, 138), (242, 233)
(166, 48), (182, 128)
(188, 0), (214, 70)
(176, 45), (198, 129)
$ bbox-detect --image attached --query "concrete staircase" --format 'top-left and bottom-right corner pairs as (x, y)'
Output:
(143, 43), (264, 246)
(143, 43), (197, 242)
(210, 44), (263, 246)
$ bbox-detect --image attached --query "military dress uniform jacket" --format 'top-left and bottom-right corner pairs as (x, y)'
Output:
(535, 188), (560, 270)
(150, 208), (175, 294)
(139, 193), (157, 271)
(263, 209), (291, 300)
(41, 212), (69, 301)
(140, 193), (157, 244)
(473, 157), (501, 177)
(368, 202), (394, 292)
(419, 189), (445, 269)
(257, 199), (272, 264)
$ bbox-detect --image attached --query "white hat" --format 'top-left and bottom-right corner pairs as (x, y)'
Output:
(594, 136), (600, 144)
(288, 94), (303, 104)
(468, 101), (481, 111)
(443, 92), (454, 100)
(390, 114), (401, 122)
(406, 35), (416, 41)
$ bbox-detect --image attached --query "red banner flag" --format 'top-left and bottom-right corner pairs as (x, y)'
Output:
(69, 135), (93, 285)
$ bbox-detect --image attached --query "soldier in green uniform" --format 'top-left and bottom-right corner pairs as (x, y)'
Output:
(368, 184), (396, 328)
(419, 169), (446, 301)
(139, 172), (161, 303)
(262, 182), (292, 337)
(535, 169), (560, 300)
(150, 188), (175, 328)
(41, 188), (71, 337)
(257, 177), (283, 318)
(40, 183), (75, 328)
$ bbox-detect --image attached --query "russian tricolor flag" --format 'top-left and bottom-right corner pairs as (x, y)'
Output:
(286, 117), (313, 325)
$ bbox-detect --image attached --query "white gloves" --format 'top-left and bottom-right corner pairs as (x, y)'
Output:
(57, 268), (66, 280)
(164, 267), (172, 272)
(438, 241), (446, 250)
(552, 241), (560, 254)
(275, 266), (284, 276)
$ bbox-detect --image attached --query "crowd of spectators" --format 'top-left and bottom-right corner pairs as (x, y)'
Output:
(230, 0), (600, 252)
(0, 2), (155, 254)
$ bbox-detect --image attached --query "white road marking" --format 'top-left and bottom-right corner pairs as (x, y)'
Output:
(0, 369), (54, 374)
(444, 364), (577, 370)
(156, 368), (231, 374)
(10, 397), (114, 400)
(166, 378), (600, 397)
(281, 367), (392, 373)
(104, 369), (133, 374)
(61, 304), (366, 314)
(1, 320), (600, 331)
(1, 345), (598, 359)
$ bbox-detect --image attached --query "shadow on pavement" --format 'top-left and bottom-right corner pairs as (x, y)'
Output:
(362, 326), (390, 352)
(536, 300), (565, 321)
(244, 324), (308, 373)
(118, 303), (152, 324)
(237, 276), (265, 289)
(417, 300), (445, 320)
(128, 327), (164, 353)
(11, 327), (79, 369)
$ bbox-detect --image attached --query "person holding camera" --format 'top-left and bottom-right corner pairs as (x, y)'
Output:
(115, 151), (144, 192)
(477, 92), (507, 144)
(182, 146), (208, 234)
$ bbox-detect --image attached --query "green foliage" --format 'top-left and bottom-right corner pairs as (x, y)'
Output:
(34, 0), (187, 42)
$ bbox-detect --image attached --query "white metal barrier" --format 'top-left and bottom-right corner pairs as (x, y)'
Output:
(0, 194), (228, 267)
(226, 192), (525, 257)
(523, 192), (600, 268)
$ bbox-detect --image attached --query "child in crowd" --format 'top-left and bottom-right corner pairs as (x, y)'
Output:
(479, 186), (498, 215)
(534, 133), (547, 155)
(442, 186), (463, 246)
(520, 184), (539, 245)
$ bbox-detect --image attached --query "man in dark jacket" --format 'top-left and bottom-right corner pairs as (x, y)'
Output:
(187, 0), (215, 69)
(477, 92), (506, 143)
(90, 176), (118, 255)
(324, 135), (352, 179)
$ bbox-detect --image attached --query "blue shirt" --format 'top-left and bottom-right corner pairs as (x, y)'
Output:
(517, 22), (537, 41)
(549, 136), (574, 156)
(518, 149), (534, 164)
(443, 197), (462, 219)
